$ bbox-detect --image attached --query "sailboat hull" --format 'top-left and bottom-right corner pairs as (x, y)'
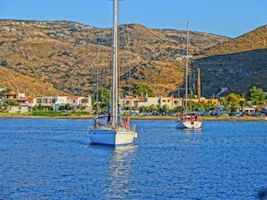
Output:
(177, 120), (203, 129)
(89, 129), (136, 146)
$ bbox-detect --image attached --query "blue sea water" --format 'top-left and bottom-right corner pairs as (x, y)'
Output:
(0, 119), (267, 200)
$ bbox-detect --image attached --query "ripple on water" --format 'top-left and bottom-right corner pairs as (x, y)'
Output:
(0, 119), (267, 199)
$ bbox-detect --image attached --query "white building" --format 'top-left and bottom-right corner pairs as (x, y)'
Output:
(33, 96), (57, 110)
(242, 106), (256, 114)
(76, 96), (92, 111)
(159, 97), (183, 110)
(121, 96), (183, 111)
(122, 96), (140, 110)
(32, 96), (92, 111)
(138, 97), (160, 108)
(9, 105), (31, 113)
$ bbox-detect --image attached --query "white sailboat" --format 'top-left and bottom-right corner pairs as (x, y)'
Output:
(177, 22), (203, 129)
(178, 112), (203, 129)
(89, 0), (138, 146)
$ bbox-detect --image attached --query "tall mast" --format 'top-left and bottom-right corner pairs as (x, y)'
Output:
(185, 22), (189, 113)
(197, 64), (201, 100)
(112, 0), (118, 126)
(96, 64), (99, 116)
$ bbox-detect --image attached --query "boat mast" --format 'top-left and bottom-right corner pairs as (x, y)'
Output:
(185, 22), (189, 113)
(197, 64), (201, 100)
(112, 0), (118, 126)
(96, 63), (99, 117)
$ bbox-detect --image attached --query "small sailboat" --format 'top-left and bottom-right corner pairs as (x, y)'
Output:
(89, 0), (138, 146)
(177, 22), (203, 129)
(178, 112), (203, 129)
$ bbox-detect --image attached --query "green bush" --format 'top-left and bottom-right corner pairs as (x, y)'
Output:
(70, 111), (90, 116)
(133, 83), (154, 97)
(32, 110), (68, 117)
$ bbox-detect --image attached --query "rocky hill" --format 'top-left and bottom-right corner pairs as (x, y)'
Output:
(193, 25), (267, 97)
(199, 24), (267, 57)
(0, 67), (67, 96)
(0, 20), (229, 96)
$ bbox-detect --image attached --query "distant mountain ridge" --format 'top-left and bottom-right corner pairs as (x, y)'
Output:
(199, 24), (267, 57)
(194, 24), (267, 97)
(0, 19), (229, 96)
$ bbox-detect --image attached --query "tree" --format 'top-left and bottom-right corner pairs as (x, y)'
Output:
(6, 99), (19, 106)
(188, 101), (203, 112)
(59, 103), (72, 111)
(221, 93), (241, 112)
(139, 106), (147, 113)
(161, 104), (169, 113)
(133, 83), (154, 97)
(148, 104), (157, 112)
(98, 88), (110, 112)
(0, 88), (12, 98)
(202, 100), (215, 111)
(248, 86), (266, 104)
(174, 106), (184, 112)
(239, 99), (246, 109)
(65, 103), (72, 110)
(77, 104), (83, 110)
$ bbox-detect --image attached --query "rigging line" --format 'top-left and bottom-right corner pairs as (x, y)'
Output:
(185, 21), (190, 113)
(94, 29), (106, 116)
(122, 24), (131, 96)
(117, 26), (121, 100)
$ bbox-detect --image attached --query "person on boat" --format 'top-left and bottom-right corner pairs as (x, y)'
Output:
(107, 113), (111, 126)
(190, 114), (194, 125)
(95, 118), (101, 128)
(125, 115), (130, 129)
(198, 115), (203, 122)
(176, 113), (181, 121)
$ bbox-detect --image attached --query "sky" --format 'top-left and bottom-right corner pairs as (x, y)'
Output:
(0, 0), (266, 38)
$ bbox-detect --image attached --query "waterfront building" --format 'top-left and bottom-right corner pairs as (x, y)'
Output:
(8, 105), (31, 113)
(33, 96), (58, 110)
(76, 96), (92, 111)
(32, 96), (92, 111)
(138, 97), (160, 108)
(159, 97), (183, 110)
(8, 94), (33, 113)
(121, 96), (183, 111)
(122, 96), (140, 110)
(242, 106), (256, 114)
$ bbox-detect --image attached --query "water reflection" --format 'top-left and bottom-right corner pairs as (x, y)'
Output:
(106, 145), (137, 199)
(182, 128), (202, 134)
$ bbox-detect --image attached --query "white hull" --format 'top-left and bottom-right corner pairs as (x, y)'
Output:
(177, 120), (203, 129)
(89, 128), (136, 146)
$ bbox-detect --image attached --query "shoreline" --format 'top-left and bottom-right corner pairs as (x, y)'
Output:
(0, 113), (266, 121)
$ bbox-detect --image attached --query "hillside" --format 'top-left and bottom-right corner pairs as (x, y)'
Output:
(194, 25), (267, 97)
(0, 20), (229, 96)
(199, 24), (267, 57)
(0, 67), (67, 97)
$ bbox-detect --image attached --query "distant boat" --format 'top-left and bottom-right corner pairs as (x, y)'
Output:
(88, 0), (138, 146)
(177, 112), (203, 129)
(177, 22), (203, 129)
